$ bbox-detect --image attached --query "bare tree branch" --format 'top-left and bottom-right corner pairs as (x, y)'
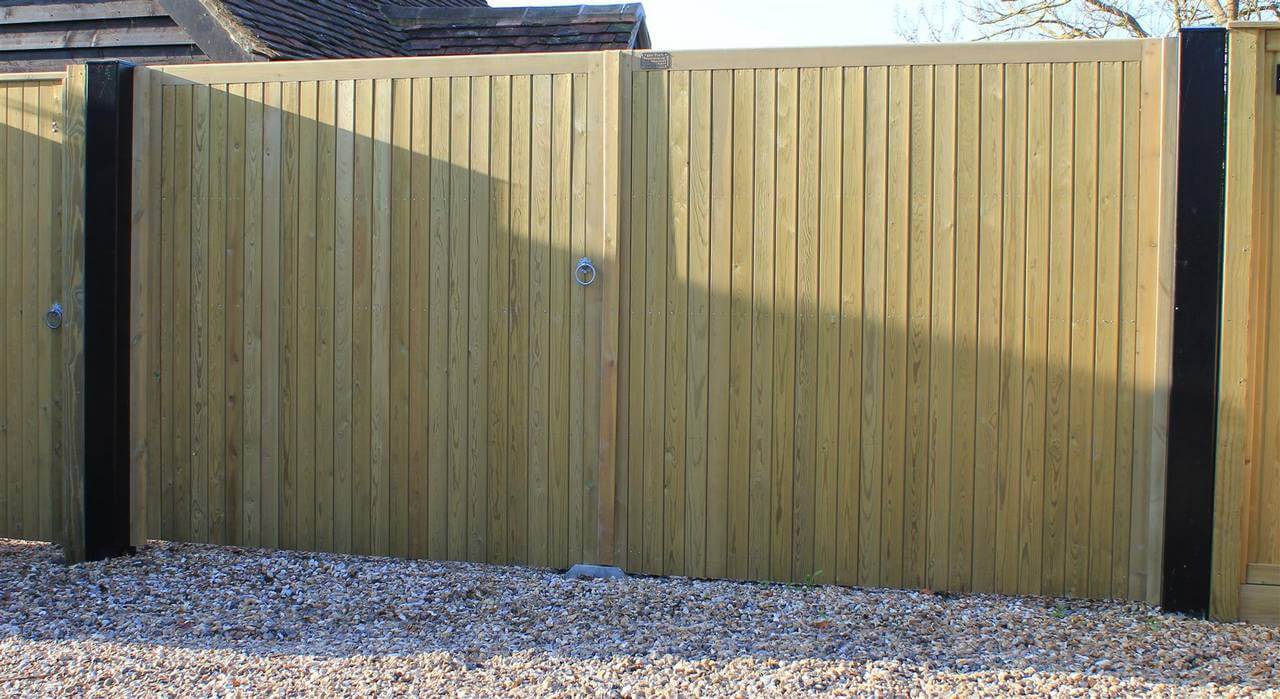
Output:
(919, 0), (1280, 41)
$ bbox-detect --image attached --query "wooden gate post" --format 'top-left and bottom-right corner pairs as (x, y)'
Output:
(61, 60), (135, 564)
(1162, 27), (1228, 618)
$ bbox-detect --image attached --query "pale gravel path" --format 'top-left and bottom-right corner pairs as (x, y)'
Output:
(0, 539), (1276, 697)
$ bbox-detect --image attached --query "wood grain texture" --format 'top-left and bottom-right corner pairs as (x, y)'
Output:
(611, 45), (1173, 597)
(120, 41), (1179, 606)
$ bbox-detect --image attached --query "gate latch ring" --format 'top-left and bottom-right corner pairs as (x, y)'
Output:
(574, 257), (597, 287)
(45, 303), (63, 330)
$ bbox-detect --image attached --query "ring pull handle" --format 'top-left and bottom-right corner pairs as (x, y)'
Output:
(45, 303), (63, 330)
(574, 257), (597, 287)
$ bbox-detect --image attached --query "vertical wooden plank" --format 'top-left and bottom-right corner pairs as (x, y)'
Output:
(686, 69), (712, 579)
(814, 66), (843, 587)
(408, 76), (431, 559)
(1068, 61), (1099, 598)
(390, 77), (412, 558)
(172, 84), (193, 544)
(881, 65), (910, 589)
(641, 70), (668, 575)
(60, 68), (86, 559)
(1043, 62), (1075, 597)
(794, 67), (821, 583)
(1, 85), (12, 537)
(146, 72), (163, 542)
(20, 83), (39, 540)
(261, 81), (284, 551)
(750, 68), (775, 582)
(594, 54), (622, 568)
(1147, 39), (1178, 604)
(447, 76), (471, 562)
(279, 81), (299, 553)
(770, 68), (796, 583)
(506, 75), (530, 563)
(950, 64), (981, 592)
(1020, 62), (1051, 596)
(996, 63), (1027, 595)
(549, 73), (571, 568)
(973, 64), (1004, 593)
(241, 82), (263, 548)
(131, 70), (156, 547)
(223, 83), (244, 545)
(528, 74), (551, 567)
(33, 83), (61, 541)
(727, 69), (753, 580)
(204, 84), (226, 545)
(48, 81), (64, 544)
(333, 79), (355, 554)
(859, 66), (887, 588)
(351, 78), (374, 555)
(371, 78), (392, 556)
(614, 58), (635, 568)
(188, 83), (210, 544)
(468, 76), (491, 563)
(4, 84), (20, 538)
(625, 72), (648, 569)
(904, 64), (932, 590)
(1090, 61), (1123, 597)
(292, 80), (317, 553)
(1111, 60), (1141, 599)
(665, 70), (689, 576)
(0, 84), (8, 537)
(316, 80), (337, 553)
(927, 64), (956, 593)
(486, 76), (509, 563)
(705, 69), (732, 580)
(837, 67), (866, 587)
(570, 71), (589, 563)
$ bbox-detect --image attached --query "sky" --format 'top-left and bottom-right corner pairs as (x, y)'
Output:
(486, 0), (907, 49)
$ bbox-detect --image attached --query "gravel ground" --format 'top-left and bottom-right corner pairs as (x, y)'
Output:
(0, 539), (1277, 697)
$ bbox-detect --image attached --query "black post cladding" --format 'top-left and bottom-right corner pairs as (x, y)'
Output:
(1161, 27), (1227, 617)
(82, 60), (134, 562)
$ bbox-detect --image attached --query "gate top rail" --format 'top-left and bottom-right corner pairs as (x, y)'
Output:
(627, 37), (1155, 71)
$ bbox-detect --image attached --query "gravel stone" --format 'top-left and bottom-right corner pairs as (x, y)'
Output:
(1, 538), (1277, 696)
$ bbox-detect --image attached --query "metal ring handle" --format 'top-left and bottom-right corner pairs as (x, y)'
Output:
(574, 257), (597, 287)
(45, 303), (63, 330)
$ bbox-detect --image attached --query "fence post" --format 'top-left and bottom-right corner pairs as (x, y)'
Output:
(1161, 27), (1228, 618)
(61, 60), (135, 564)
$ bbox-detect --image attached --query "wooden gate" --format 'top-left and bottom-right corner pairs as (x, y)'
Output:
(614, 40), (1178, 601)
(129, 53), (622, 568)
(0, 72), (65, 544)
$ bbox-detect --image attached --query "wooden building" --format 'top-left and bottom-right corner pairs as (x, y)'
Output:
(0, 0), (651, 72)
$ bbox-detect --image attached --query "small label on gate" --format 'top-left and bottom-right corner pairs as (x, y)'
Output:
(638, 52), (672, 71)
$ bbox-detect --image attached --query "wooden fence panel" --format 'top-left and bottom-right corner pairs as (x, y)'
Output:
(132, 55), (610, 566)
(1215, 24), (1280, 623)
(0, 73), (65, 544)
(615, 40), (1178, 601)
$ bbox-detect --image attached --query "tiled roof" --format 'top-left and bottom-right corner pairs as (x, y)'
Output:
(211, 0), (490, 60)
(386, 3), (650, 56)
(206, 0), (649, 61)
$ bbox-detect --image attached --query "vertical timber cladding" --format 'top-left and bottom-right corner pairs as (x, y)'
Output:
(0, 72), (66, 544)
(131, 53), (614, 567)
(615, 39), (1179, 601)
(1215, 24), (1280, 623)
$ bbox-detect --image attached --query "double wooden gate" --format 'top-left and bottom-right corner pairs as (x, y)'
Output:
(5, 36), (1225, 611)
